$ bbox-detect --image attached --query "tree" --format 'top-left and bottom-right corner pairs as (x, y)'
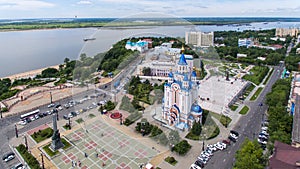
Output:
(41, 68), (59, 78)
(64, 57), (70, 64)
(234, 139), (265, 169)
(142, 67), (152, 76)
(191, 121), (202, 136)
(173, 140), (192, 155)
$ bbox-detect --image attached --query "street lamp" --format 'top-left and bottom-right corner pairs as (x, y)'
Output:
(0, 103), (2, 118)
(15, 124), (18, 138)
(41, 153), (45, 169)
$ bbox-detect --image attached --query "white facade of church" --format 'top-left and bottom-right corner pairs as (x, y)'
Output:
(162, 53), (202, 130)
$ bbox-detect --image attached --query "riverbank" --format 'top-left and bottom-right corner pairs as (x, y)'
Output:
(3, 65), (60, 80)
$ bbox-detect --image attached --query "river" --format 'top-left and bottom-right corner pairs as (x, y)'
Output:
(0, 21), (300, 78)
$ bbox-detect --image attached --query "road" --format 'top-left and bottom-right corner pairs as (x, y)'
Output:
(205, 65), (284, 169)
(0, 89), (111, 169)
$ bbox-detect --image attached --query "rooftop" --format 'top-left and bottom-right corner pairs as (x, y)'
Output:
(269, 141), (300, 169)
(292, 94), (300, 144)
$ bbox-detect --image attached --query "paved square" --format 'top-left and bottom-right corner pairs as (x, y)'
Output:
(52, 121), (157, 169)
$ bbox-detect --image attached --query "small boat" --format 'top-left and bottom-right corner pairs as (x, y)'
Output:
(83, 38), (96, 42)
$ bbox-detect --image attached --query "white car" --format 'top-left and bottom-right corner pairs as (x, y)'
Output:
(207, 144), (217, 151)
(216, 142), (226, 149)
(261, 126), (268, 131)
(230, 133), (238, 139)
(214, 143), (224, 150)
(30, 116), (35, 121)
(68, 113), (73, 118)
(18, 120), (27, 125)
(47, 103), (55, 108)
(261, 131), (269, 136)
(257, 138), (267, 144)
(190, 163), (201, 169)
(34, 114), (39, 119)
(4, 154), (15, 162)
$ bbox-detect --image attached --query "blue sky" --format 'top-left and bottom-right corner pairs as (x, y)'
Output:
(0, 0), (300, 19)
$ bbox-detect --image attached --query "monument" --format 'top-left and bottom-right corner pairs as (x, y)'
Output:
(50, 113), (64, 151)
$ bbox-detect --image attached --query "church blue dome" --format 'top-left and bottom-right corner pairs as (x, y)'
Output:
(192, 71), (197, 77)
(191, 104), (202, 113)
(168, 72), (173, 78)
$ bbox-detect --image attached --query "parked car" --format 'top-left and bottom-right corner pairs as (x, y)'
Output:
(18, 120), (27, 126)
(257, 138), (267, 144)
(230, 130), (239, 136)
(11, 163), (24, 169)
(222, 139), (231, 145)
(261, 131), (269, 136)
(261, 126), (268, 131)
(47, 103), (55, 108)
(207, 144), (217, 151)
(34, 114), (39, 120)
(190, 163), (202, 169)
(70, 112), (77, 117)
(68, 113), (73, 118)
(43, 112), (48, 116)
(230, 133), (238, 140)
(228, 135), (237, 143)
(29, 116), (36, 121)
(63, 115), (70, 120)
(194, 160), (205, 168)
(2, 152), (15, 162)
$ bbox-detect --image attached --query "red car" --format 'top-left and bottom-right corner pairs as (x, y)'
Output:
(222, 139), (231, 145)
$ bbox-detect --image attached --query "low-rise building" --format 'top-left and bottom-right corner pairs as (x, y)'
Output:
(269, 141), (300, 169)
(238, 38), (253, 47)
(237, 53), (247, 58)
(125, 40), (148, 52)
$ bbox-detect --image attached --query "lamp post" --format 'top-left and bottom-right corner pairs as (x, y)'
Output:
(41, 153), (45, 169)
(15, 124), (18, 138)
(0, 103), (2, 118)
(24, 135), (28, 150)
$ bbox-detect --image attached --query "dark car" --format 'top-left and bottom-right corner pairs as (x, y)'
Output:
(228, 136), (237, 143)
(63, 115), (70, 120)
(70, 112), (77, 117)
(230, 130), (239, 136)
(43, 112), (48, 116)
(194, 160), (205, 168)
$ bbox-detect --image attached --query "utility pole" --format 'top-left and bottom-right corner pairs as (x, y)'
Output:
(15, 124), (18, 138)
(0, 103), (2, 118)
(50, 91), (53, 104)
(41, 153), (45, 169)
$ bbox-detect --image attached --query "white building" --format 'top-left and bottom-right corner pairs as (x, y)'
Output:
(185, 31), (214, 47)
(125, 40), (148, 52)
(238, 38), (253, 47)
(162, 53), (202, 130)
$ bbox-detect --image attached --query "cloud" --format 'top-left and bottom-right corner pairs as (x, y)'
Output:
(77, 0), (92, 5)
(0, 0), (55, 10)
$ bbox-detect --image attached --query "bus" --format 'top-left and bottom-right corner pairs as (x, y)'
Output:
(20, 109), (40, 120)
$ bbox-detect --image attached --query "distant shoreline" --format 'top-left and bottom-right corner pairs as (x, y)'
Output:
(3, 65), (60, 80)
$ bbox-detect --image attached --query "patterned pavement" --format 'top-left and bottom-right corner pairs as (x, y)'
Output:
(52, 121), (157, 169)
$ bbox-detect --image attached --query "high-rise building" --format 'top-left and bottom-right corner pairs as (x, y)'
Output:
(276, 28), (299, 37)
(162, 53), (202, 130)
(185, 31), (214, 47)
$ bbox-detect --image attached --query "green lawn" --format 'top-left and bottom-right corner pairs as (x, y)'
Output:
(239, 106), (249, 115)
(88, 114), (96, 118)
(243, 66), (269, 85)
(30, 128), (53, 143)
(229, 105), (238, 111)
(243, 84), (255, 98)
(210, 112), (232, 127)
(250, 87), (263, 101)
(75, 118), (84, 124)
(263, 68), (274, 85)
(42, 138), (71, 157)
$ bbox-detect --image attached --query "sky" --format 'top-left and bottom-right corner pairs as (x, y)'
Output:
(0, 0), (300, 19)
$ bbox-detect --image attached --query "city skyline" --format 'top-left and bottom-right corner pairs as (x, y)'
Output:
(0, 0), (300, 19)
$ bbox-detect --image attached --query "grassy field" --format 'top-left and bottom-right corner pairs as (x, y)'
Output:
(210, 112), (232, 127)
(243, 66), (269, 85)
(250, 87), (263, 101)
(243, 84), (255, 99)
(239, 106), (249, 115)
(229, 105), (238, 111)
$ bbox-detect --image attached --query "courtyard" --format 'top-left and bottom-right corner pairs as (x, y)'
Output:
(51, 120), (157, 169)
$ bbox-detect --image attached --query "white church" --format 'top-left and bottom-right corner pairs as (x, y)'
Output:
(162, 52), (202, 130)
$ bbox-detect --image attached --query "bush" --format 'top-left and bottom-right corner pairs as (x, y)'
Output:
(165, 156), (177, 166)
(16, 144), (41, 169)
(173, 140), (192, 155)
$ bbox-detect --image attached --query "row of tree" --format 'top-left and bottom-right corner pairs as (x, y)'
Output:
(266, 79), (293, 145)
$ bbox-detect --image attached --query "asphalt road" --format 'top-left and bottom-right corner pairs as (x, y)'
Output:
(205, 65), (284, 169)
(0, 89), (110, 169)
